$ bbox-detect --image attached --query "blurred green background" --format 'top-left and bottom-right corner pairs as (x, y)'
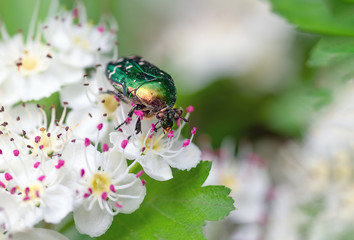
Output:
(0, 0), (324, 149)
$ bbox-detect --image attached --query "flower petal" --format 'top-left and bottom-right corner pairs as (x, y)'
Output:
(11, 228), (69, 240)
(66, 108), (104, 140)
(60, 82), (92, 109)
(42, 185), (73, 224)
(105, 148), (127, 175)
(167, 142), (201, 170)
(139, 154), (173, 181)
(116, 174), (146, 214)
(74, 202), (113, 237)
(110, 132), (140, 160)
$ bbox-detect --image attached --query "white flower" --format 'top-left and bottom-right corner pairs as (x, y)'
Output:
(60, 66), (120, 143)
(70, 141), (146, 237)
(0, 25), (82, 106)
(264, 186), (302, 240)
(304, 82), (354, 160)
(110, 103), (201, 181)
(0, 192), (69, 240)
(0, 152), (73, 227)
(203, 138), (270, 224)
(0, 103), (74, 159)
(43, 1), (117, 69)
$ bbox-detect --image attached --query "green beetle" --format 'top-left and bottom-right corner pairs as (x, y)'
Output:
(105, 56), (184, 134)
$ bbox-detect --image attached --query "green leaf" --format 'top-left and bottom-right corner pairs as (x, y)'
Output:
(100, 161), (235, 240)
(270, 0), (354, 36)
(309, 36), (354, 66)
(309, 36), (354, 83)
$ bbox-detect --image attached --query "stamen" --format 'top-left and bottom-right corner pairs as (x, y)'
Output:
(101, 192), (108, 200)
(55, 159), (65, 169)
(13, 149), (19, 157)
(142, 179), (146, 186)
(38, 175), (45, 182)
(10, 187), (16, 194)
(0, 181), (5, 188)
(186, 106), (194, 113)
(85, 138), (91, 147)
(121, 139), (128, 149)
(136, 170), (143, 178)
(97, 123), (103, 131)
(176, 118), (181, 127)
(4, 173), (12, 181)
(110, 184), (116, 193)
(134, 110), (143, 120)
(35, 136), (41, 143)
(125, 117), (132, 124)
(81, 169), (85, 177)
(102, 143), (109, 152)
(34, 162), (40, 168)
(191, 127), (197, 135)
(167, 131), (174, 138)
(115, 202), (122, 208)
(182, 139), (190, 147)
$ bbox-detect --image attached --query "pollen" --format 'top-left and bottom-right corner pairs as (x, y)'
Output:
(89, 172), (112, 196)
(31, 130), (56, 156)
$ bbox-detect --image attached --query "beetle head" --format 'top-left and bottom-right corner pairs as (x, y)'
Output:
(156, 107), (183, 133)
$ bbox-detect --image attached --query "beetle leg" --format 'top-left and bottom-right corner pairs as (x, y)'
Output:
(114, 121), (125, 130)
(135, 118), (142, 134)
(179, 116), (189, 123)
(127, 106), (137, 118)
(153, 120), (161, 132)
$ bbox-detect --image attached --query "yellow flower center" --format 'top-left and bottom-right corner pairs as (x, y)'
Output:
(90, 172), (111, 196)
(73, 35), (90, 50)
(28, 183), (43, 200)
(22, 54), (39, 71)
(140, 133), (163, 155)
(145, 138), (162, 152)
(100, 94), (120, 120)
(31, 128), (56, 157)
(22, 182), (44, 206)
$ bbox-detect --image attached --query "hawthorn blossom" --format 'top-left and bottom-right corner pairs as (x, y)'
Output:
(67, 140), (146, 237)
(60, 65), (120, 143)
(0, 24), (82, 106)
(0, 150), (73, 227)
(43, 1), (117, 69)
(0, 103), (74, 158)
(0, 192), (69, 240)
(110, 103), (201, 181)
(203, 139), (271, 240)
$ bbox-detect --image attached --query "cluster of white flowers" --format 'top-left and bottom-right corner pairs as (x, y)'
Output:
(202, 139), (271, 240)
(0, 2), (201, 239)
(205, 81), (354, 240)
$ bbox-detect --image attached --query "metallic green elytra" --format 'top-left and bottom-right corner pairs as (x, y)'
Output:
(105, 56), (184, 133)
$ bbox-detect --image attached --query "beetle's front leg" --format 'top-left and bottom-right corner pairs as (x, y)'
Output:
(135, 118), (142, 134)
